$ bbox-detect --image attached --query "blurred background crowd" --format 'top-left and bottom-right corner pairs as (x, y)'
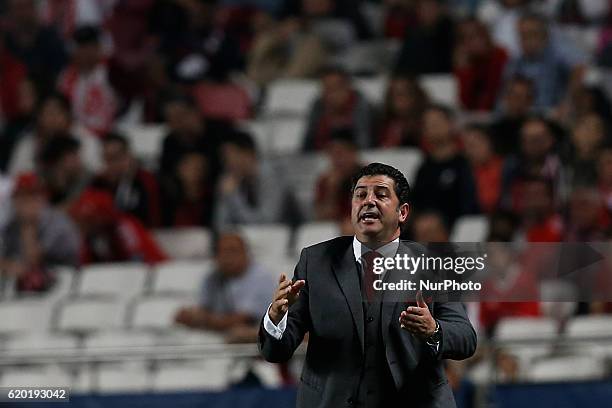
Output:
(1, 0), (612, 404)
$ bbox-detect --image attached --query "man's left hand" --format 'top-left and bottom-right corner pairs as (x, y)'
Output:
(399, 291), (436, 338)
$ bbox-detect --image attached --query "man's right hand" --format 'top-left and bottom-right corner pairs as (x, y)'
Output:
(269, 273), (305, 325)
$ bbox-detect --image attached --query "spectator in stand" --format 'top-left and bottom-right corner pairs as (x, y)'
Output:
(161, 151), (214, 228)
(159, 93), (229, 182)
(69, 189), (167, 265)
(0, 173), (79, 292)
(36, 135), (89, 209)
(8, 93), (102, 176)
(411, 105), (480, 227)
(565, 187), (609, 241)
(565, 113), (607, 187)
(515, 177), (564, 242)
(214, 130), (300, 228)
(313, 128), (363, 221)
(479, 242), (540, 337)
(2, 0), (67, 94)
(503, 13), (586, 111)
(489, 75), (535, 156)
(462, 125), (503, 213)
(377, 75), (428, 148)
(411, 211), (449, 242)
(499, 116), (566, 211)
(453, 17), (508, 111)
(247, 0), (371, 84)
(174, 231), (274, 342)
(148, 0), (243, 82)
(303, 66), (373, 151)
(395, 0), (455, 75)
(90, 133), (162, 228)
(57, 25), (117, 137)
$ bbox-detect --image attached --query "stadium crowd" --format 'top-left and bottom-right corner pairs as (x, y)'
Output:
(1, 0), (612, 382)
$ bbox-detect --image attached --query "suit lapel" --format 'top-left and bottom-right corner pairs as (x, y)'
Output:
(332, 244), (365, 354)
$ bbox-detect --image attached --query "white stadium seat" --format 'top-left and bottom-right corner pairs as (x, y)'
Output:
(294, 222), (341, 253)
(269, 116), (307, 154)
(152, 260), (213, 295)
(130, 296), (192, 331)
(361, 148), (423, 184)
(58, 299), (127, 333)
(77, 263), (148, 299)
(154, 228), (212, 260)
(494, 317), (558, 342)
(264, 80), (319, 116)
(420, 75), (458, 108)
(566, 316), (612, 340)
(450, 215), (489, 242)
(240, 224), (291, 259)
(152, 359), (232, 392)
(355, 76), (387, 105)
(0, 300), (53, 334)
(3, 333), (78, 353)
(529, 355), (606, 382)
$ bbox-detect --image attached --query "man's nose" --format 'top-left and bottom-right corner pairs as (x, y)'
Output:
(364, 191), (376, 205)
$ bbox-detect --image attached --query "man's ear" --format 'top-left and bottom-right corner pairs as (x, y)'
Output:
(398, 203), (410, 223)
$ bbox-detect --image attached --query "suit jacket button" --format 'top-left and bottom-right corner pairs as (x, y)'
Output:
(367, 316), (374, 323)
(347, 397), (354, 405)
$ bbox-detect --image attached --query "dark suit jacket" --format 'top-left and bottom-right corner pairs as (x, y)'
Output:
(258, 236), (477, 408)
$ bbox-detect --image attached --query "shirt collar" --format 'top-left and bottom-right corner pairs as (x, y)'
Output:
(353, 236), (400, 264)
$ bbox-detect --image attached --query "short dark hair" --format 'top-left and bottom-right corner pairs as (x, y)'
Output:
(350, 163), (411, 206)
(38, 134), (81, 166)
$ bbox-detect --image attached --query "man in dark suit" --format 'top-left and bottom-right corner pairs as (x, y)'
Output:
(259, 162), (477, 407)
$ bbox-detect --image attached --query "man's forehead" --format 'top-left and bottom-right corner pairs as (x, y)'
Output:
(355, 175), (395, 188)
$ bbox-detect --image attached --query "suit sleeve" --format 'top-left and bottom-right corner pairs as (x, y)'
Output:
(433, 302), (477, 361)
(258, 248), (312, 363)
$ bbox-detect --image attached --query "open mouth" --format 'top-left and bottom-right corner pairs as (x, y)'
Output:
(359, 211), (380, 223)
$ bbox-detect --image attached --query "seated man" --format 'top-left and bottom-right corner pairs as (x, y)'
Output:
(0, 174), (80, 292)
(175, 232), (274, 343)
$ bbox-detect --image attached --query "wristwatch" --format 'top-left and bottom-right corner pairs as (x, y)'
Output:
(426, 320), (441, 345)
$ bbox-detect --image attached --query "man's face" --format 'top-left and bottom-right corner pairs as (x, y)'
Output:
(322, 73), (351, 112)
(351, 175), (408, 244)
(9, 0), (37, 26)
(38, 100), (70, 134)
(520, 181), (552, 219)
(216, 234), (249, 278)
(462, 129), (492, 166)
(14, 192), (46, 222)
(103, 141), (131, 182)
(423, 109), (452, 145)
(519, 18), (547, 57)
(520, 121), (553, 160)
(504, 81), (533, 117)
(327, 141), (358, 175)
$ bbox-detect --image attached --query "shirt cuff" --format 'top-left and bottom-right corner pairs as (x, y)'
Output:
(263, 303), (288, 340)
